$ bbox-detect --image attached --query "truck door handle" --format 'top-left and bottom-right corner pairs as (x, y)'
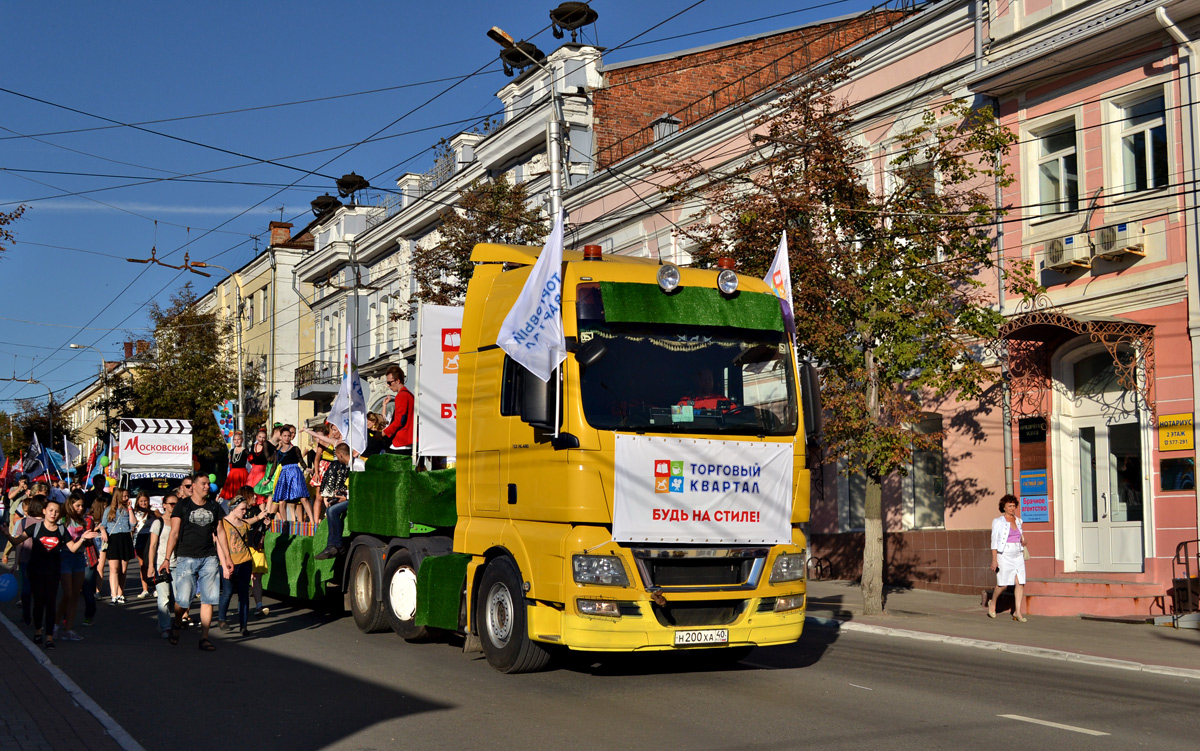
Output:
(508, 483), (517, 505)
(1100, 492), (1108, 519)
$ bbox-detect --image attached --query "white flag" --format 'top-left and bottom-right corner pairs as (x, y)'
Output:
(497, 210), (567, 382)
(64, 437), (82, 466)
(764, 231), (796, 338)
(328, 322), (368, 459)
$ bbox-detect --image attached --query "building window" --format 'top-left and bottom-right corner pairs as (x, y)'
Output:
(651, 114), (681, 142)
(261, 285), (270, 322)
(245, 295), (254, 327)
(910, 414), (944, 529)
(847, 470), (866, 531)
(1036, 124), (1079, 216)
(1120, 93), (1167, 194)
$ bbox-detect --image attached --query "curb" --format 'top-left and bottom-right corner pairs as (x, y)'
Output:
(804, 616), (1200, 680)
(0, 610), (146, 751)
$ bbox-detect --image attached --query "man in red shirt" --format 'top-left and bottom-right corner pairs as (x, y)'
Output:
(382, 365), (415, 455)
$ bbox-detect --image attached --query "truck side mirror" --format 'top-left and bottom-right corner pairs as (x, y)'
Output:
(575, 338), (607, 369)
(520, 366), (561, 431)
(800, 360), (823, 440)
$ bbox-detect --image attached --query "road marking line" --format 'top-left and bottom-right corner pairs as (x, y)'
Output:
(998, 714), (1109, 736)
(848, 683), (873, 690)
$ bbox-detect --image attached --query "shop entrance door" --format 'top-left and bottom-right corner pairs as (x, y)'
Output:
(1073, 418), (1144, 572)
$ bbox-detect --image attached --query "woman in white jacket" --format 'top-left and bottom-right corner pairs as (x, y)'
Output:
(989, 494), (1028, 622)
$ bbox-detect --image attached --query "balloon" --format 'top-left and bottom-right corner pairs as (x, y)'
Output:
(99, 456), (110, 468)
(208, 474), (217, 483)
(0, 573), (17, 603)
(107, 477), (117, 487)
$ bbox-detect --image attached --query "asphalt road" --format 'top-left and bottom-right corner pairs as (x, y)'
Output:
(3, 588), (1197, 751)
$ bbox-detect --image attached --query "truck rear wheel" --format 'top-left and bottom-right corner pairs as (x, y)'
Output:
(349, 546), (388, 633)
(384, 550), (429, 641)
(477, 556), (551, 673)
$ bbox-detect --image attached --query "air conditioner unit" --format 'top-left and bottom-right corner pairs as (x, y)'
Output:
(1045, 233), (1092, 270)
(1093, 221), (1145, 260)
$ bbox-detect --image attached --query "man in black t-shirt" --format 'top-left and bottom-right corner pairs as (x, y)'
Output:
(159, 472), (232, 651)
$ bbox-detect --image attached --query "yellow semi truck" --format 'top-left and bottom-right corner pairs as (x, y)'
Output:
(266, 242), (813, 673)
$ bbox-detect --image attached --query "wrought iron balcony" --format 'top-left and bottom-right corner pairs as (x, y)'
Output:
(293, 359), (341, 400)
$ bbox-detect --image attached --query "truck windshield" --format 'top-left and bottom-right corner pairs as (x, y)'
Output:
(577, 323), (798, 436)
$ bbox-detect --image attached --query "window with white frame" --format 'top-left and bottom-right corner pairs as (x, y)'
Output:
(1036, 123), (1080, 216)
(261, 285), (270, 322)
(1120, 92), (1167, 194)
(245, 295), (254, 328)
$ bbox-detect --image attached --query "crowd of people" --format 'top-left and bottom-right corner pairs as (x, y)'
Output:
(0, 364), (417, 652)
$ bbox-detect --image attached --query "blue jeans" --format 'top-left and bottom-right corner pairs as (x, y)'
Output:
(218, 561), (252, 629)
(325, 501), (349, 549)
(173, 556), (220, 606)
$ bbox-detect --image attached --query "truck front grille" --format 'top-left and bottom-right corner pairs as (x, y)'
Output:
(651, 599), (746, 627)
(630, 547), (768, 591)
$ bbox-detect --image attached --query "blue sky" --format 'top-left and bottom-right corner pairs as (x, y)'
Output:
(0, 0), (876, 411)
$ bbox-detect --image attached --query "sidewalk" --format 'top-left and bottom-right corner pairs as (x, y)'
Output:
(805, 579), (1200, 677)
(0, 565), (134, 751)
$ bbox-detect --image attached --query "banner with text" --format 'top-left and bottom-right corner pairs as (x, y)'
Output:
(118, 431), (193, 469)
(613, 434), (793, 544)
(416, 304), (464, 458)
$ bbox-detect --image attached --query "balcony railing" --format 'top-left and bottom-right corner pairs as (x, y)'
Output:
(294, 359), (340, 390)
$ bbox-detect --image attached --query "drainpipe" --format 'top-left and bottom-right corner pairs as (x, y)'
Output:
(974, 0), (984, 76)
(1157, 8), (1200, 538)
(268, 249), (277, 430)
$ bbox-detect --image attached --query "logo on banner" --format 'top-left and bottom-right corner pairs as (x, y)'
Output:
(654, 460), (685, 493)
(442, 328), (461, 373)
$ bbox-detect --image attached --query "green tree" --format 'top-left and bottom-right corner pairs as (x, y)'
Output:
(101, 283), (259, 461)
(407, 174), (547, 313)
(665, 58), (1032, 614)
(0, 399), (76, 477)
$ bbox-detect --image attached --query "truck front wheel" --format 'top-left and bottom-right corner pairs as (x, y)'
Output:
(477, 556), (551, 673)
(349, 546), (388, 633)
(383, 550), (429, 641)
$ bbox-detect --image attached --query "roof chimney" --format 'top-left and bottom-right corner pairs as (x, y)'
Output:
(269, 221), (293, 246)
(123, 342), (134, 359)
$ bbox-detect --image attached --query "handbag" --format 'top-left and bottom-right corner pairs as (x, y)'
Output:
(1022, 546), (1030, 561)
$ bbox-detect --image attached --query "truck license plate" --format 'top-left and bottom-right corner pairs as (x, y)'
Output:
(673, 629), (729, 646)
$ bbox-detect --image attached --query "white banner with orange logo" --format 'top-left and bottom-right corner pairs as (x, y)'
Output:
(612, 434), (793, 544)
(415, 304), (464, 458)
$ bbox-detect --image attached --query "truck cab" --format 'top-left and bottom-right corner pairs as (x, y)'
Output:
(455, 244), (808, 671)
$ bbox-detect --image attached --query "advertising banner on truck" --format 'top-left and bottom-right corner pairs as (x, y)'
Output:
(612, 434), (793, 544)
(118, 418), (193, 469)
(416, 304), (464, 458)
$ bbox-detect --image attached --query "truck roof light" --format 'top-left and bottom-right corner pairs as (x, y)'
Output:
(657, 263), (681, 292)
(717, 269), (739, 295)
(583, 244), (603, 261)
(716, 257), (736, 270)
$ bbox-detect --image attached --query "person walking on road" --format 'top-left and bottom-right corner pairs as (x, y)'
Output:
(158, 473), (233, 651)
(99, 488), (135, 604)
(217, 498), (266, 636)
(146, 493), (178, 639)
(989, 494), (1028, 622)
(2, 497), (98, 649)
(13, 495), (45, 625)
(55, 492), (91, 640)
(131, 491), (156, 599)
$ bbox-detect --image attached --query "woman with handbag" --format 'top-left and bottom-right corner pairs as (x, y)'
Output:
(99, 489), (135, 605)
(217, 498), (267, 636)
(988, 494), (1028, 622)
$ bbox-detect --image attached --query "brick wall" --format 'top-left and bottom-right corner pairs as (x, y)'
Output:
(592, 11), (909, 167)
(809, 529), (994, 596)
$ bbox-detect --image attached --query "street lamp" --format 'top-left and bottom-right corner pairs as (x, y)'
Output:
(488, 25), (566, 218)
(191, 262), (246, 437)
(69, 343), (111, 455)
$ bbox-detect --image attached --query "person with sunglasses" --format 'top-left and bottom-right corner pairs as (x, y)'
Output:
(382, 365), (415, 455)
(146, 493), (179, 638)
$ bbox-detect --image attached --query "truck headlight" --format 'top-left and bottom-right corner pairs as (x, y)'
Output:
(572, 555), (630, 586)
(769, 552), (806, 584)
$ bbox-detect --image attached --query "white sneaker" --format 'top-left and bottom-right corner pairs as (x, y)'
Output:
(137, 591), (151, 599)
(64, 630), (83, 641)
(110, 596), (119, 605)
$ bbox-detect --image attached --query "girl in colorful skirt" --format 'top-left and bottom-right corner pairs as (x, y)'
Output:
(272, 425), (310, 523)
(220, 431), (250, 501)
(246, 427), (274, 504)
